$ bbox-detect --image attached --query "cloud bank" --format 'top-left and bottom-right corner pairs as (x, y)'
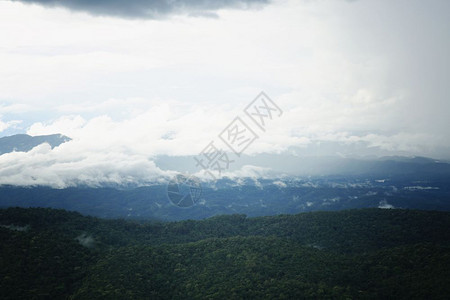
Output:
(1, 0), (450, 187)
(0, 97), (440, 188)
(11, 0), (269, 18)
(0, 142), (171, 188)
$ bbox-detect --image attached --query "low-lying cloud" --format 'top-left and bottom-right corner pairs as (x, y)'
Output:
(1, 94), (448, 188)
(0, 142), (172, 188)
(76, 233), (96, 248)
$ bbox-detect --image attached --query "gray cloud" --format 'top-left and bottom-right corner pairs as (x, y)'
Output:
(11, 0), (269, 18)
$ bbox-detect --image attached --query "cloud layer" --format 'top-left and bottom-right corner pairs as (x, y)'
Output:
(1, 0), (450, 187)
(11, 0), (269, 18)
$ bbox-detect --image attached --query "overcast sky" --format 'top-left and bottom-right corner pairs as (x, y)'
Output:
(0, 0), (449, 186)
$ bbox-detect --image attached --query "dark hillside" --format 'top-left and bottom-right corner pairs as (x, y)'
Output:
(1, 208), (449, 299)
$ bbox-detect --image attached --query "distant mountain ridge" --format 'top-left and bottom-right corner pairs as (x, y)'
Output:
(155, 153), (450, 177)
(1, 170), (449, 221)
(0, 134), (71, 155)
(0, 134), (449, 221)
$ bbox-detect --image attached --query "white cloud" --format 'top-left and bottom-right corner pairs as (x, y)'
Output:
(0, 0), (449, 187)
(217, 165), (273, 180)
(0, 103), (33, 114)
(378, 200), (395, 209)
(75, 233), (95, 248)
(0, 119), (22, 133)
(272, 180), (287, 188)
(0, 142), (172, 188)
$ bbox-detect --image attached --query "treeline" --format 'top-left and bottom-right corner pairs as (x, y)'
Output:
(1, 207), (450, 299)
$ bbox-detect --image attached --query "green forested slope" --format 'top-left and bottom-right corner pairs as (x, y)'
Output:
(1, 207), (449, 299)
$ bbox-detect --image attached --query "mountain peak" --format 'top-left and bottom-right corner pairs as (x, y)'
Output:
(0, 133), (71, 155)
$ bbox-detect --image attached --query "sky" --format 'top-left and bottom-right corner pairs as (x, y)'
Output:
(0, 0), (449, 187)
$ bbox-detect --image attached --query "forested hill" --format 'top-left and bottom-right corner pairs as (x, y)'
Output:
(1, 208), (450, 299)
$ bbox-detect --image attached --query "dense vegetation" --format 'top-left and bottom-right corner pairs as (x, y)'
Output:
(1, 207), (450, 299)
(1, 171), (450, 221)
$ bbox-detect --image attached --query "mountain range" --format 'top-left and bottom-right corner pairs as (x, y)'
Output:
(0, 134), (449, 220)
(0, 134), (70, 155)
